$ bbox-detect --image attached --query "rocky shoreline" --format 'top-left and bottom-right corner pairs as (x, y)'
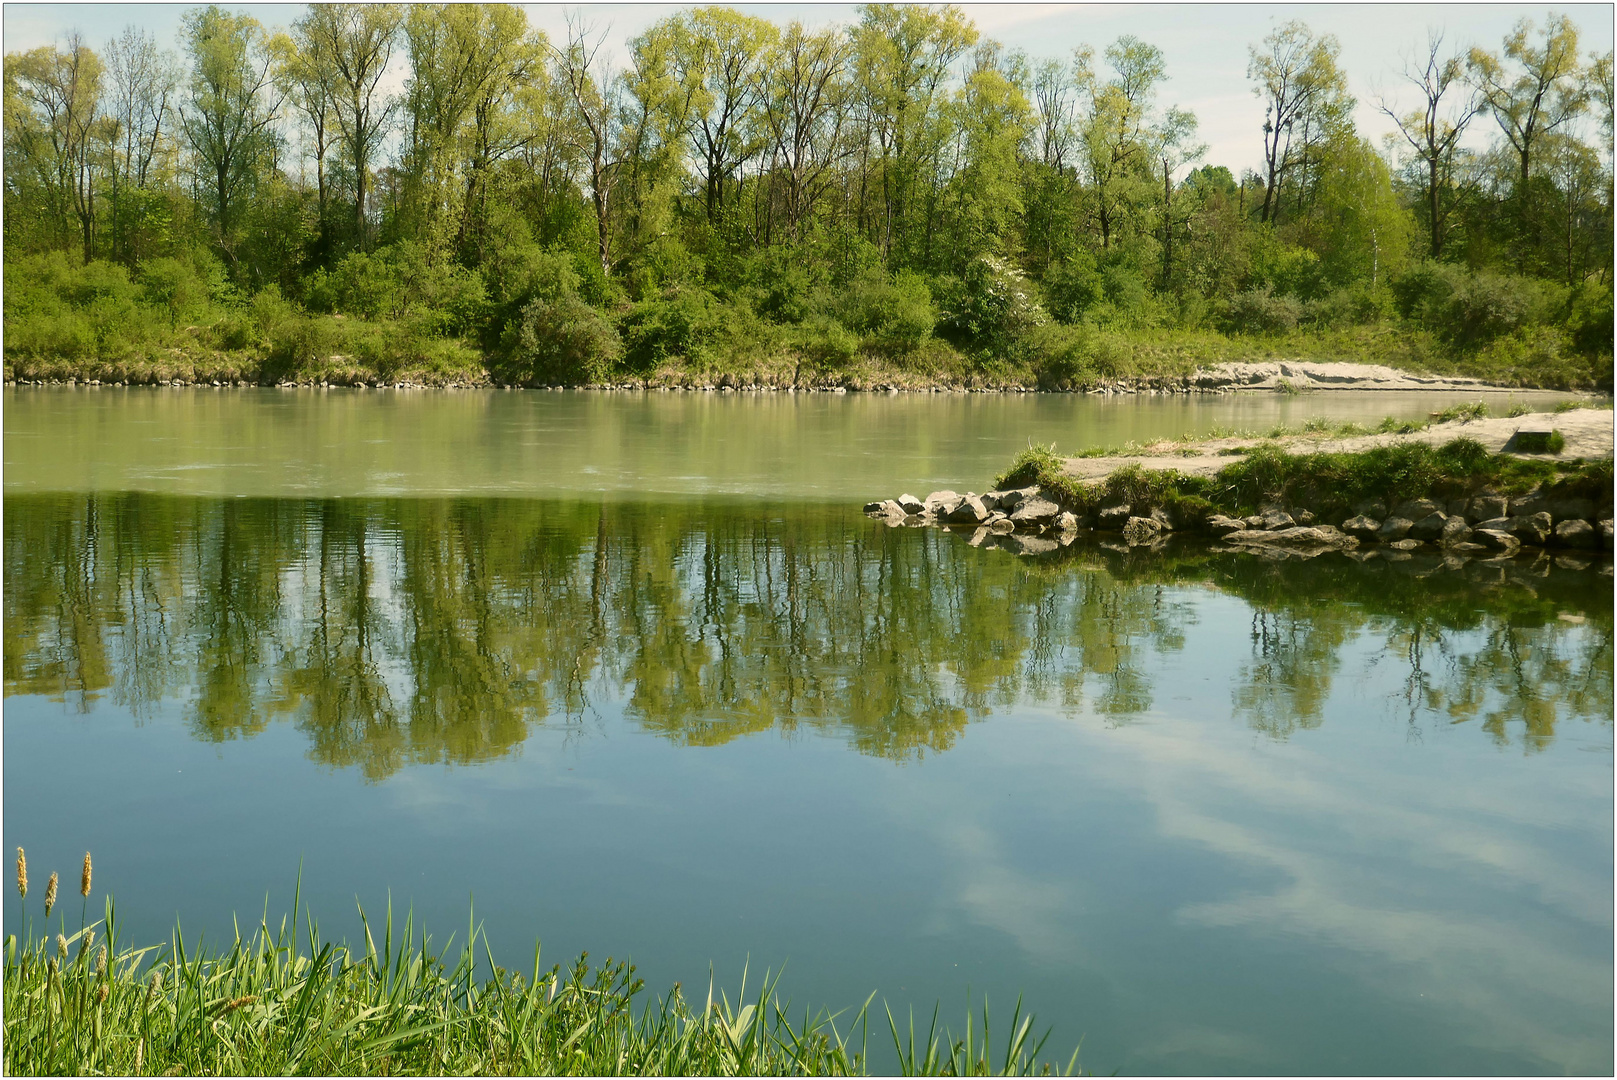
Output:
(865, 484), (1614, 564)
(866, 409), (1615, 565)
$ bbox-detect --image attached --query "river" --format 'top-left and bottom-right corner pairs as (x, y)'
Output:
(4, 386), (1610, 1074)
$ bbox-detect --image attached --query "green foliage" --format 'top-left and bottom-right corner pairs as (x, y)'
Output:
(505, 293), (622, 384)
(937, 255), (1049, 353)
(2, 7), (1611, 389)
(1391, 263), (1564, 349)
(836, 270), (936, 355)
(620, 287), (733, 371)
(1220, 287), (1304, 334)
(306, 243), (488, 334)
(1041, 251), (1105, 324)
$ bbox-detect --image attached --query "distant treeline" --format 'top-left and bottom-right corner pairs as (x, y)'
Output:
(4, 5), (1613, 388)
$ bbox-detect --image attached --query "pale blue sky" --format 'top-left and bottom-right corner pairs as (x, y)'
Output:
(5, 3), (1612, 176)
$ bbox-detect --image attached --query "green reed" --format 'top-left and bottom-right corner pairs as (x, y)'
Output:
(3, 857), (1079, 1076)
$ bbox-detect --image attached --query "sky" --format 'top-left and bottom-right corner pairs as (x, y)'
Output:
(4, 3), (1612, 177)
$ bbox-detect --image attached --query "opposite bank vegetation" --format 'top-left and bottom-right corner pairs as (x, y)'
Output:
(5, 8), (1613, 394)
(4, 852), (1080, 1078)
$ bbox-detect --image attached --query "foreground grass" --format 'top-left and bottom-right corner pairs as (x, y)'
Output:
(4, 885), (1078, 1076)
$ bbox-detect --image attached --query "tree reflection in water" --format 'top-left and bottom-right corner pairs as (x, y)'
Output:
(6, 494), (1610, 778)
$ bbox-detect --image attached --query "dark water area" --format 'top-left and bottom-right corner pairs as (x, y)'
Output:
(4, 489), (1611, 1075)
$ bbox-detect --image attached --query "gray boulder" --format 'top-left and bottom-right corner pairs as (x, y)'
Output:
(1552, 519), (1596, 548)
(1377, 516), (1415, 542)
(862, 501), (885, 514)
(994, 489), (1028, 511)
(1355, 498), (1388, 518)
(1384, 538), (1424, 551)
(1123, 516), (1163, 545)
(1509, 493), (1547, 516)
(1227, 524), (1356, 549)
(1055, 511), (1079, 532)
(1208, 514), (1247, 537)
(1602, 520), (1614, 549)
(947, 495), (991, 525)
(1439, 517), (1473, 545)
(1508, 511), (1553, 545)
(1474, 516), (1511, 533)
(1294, 509), (1316, 525)
(989, 517), (1017, 535)
(1408, 512), (1450, 541)
(1260, 508), (1296, 530)
(896, 493), (927, 515)
(1341, 514), (1382, 541)
(1474, 529), (1521, 553)
(1469, 494), (1508, 522)
(926, 490), (964, 515)
(1097, 504), (1132, 530)
(1392, 498), (1441, 520)
(1009, 496), (1062, 526)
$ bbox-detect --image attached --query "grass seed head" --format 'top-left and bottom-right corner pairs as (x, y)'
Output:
(81, 852), (92, 898)
(96, 943), (106, 977)
(97, 982), (108, 1004)
(15, 847), (25, 899)
(135, 1038), (143, 1075)
(56, 933), (67, 959)
(44, 871), (57, 916)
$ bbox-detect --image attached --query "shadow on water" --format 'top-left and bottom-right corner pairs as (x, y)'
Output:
(5, 492), (1611, 778)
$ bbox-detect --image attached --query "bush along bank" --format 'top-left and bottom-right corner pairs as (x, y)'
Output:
(865, 440), (1614, 561)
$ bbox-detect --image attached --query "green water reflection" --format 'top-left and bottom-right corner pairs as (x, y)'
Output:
(6, 494), (1609, 777)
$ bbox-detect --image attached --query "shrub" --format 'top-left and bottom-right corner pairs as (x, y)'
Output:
(1392, 263), (1560, 349)
(1023, 322), (1095, 389)
(619, 287), (731, 370)
(1041, 252), (1105, 324)
(506, 294), (622, 384)
(138, 257), (208, 328)
(266, 317), (342, 375)
(837, 269), (935, 354)
(795, 314), (861, 367)
(1220, 287), (1303, 334)
(937, 255), (1049, 353)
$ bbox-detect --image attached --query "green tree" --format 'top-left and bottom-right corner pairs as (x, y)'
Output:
(6, 37), (104, 261)
(1378, 30), (1483, 258)
(178, 6), (284, 269)
(1468, 14), (1588, 188)
(294, 4), (402, 251)
(1247, 20), (1353, 225)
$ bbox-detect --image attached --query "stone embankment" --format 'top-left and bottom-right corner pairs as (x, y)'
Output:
(866, 486), (1613, 559)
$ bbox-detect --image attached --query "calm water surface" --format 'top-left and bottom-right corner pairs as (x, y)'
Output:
(4, 388), (1611, 1075)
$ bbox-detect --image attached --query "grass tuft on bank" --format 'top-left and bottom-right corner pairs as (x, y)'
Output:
(4, 871), (1080, 1077)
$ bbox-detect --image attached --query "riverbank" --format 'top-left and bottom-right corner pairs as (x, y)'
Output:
(5, 328), (1610, 394)
(4, 884), (1072, 1077)
(865, 407), (1614, 560)
(1, 360), (1596, 395)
